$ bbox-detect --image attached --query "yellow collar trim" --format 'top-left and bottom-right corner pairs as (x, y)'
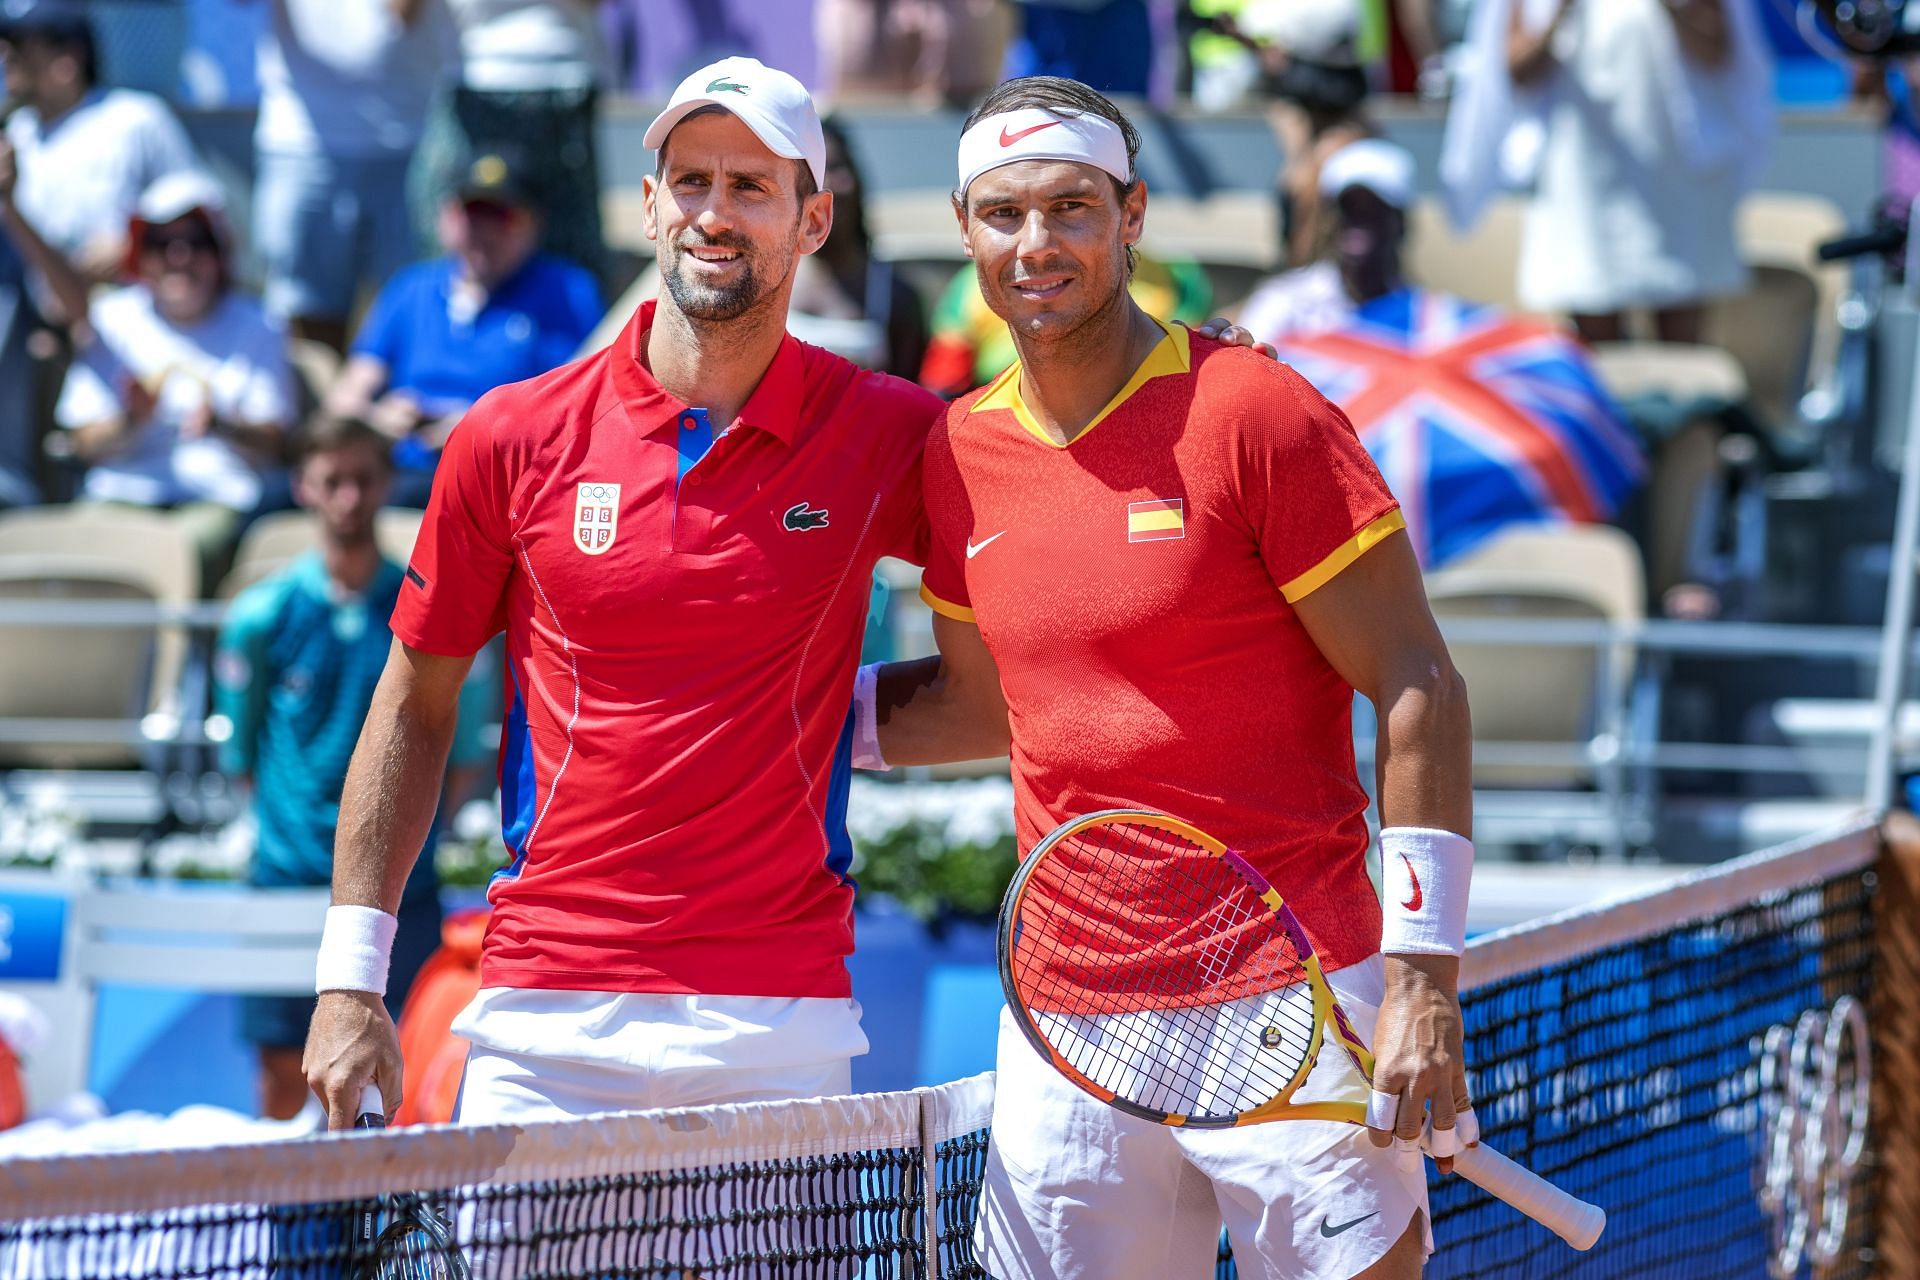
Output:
(971, 318), (1191, 449)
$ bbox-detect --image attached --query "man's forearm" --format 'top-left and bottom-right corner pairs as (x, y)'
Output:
(873, 656), (1010, 766)
(333, 687), (459, 912)
(1374, 660), (1473, 838)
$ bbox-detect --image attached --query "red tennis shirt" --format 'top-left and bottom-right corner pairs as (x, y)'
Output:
(920, 322), (1403, 976)
(392, 301), (938, 996)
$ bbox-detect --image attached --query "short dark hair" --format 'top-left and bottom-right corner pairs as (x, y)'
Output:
(654, 104), (819, 204)
(960, 76), (1141, 199)
(298, 415), (392, 469)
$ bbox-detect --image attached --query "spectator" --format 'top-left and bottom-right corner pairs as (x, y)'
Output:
(920, 249), (1212, 399)
(1, 0), (200, 311)
(408, 0), (608, 285)
(1442, 0), (1774, 344)
(56, 172), (294, 590)
(326, 148), (601, 506)
(215, 415), (494, 1120)
(815, 0), (1011, 107)
(1239, 137), (1410, 341)
(251, 0), (454, 353)
(1004, 0), (1154, 97)
(785, 118), (929, 379)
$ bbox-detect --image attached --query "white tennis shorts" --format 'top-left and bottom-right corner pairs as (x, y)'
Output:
(974, 955), (1433, 1280)
(451, 990), (868, 1123)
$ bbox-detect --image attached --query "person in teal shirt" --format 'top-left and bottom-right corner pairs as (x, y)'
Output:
(215, 415), (495, 1120)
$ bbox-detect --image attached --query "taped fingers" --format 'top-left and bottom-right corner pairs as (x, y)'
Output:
(1365, 1087), (1400, 1135)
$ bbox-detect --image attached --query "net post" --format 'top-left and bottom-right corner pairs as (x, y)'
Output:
(918, 1090), (942, 1280)
(1874, 811), (1920, 1279)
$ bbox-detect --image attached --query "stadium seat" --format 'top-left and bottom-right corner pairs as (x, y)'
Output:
(1405, 195), (1531, 313)
(1424, 524), (1648, 851)
(1734, 191), (1848, 391)
(220, 509), (425, 599)
(0, 507), (196, 769)
(1705, 262), (1823, 431)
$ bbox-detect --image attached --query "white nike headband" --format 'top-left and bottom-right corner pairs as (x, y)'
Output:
(957, 109), (1132, 197)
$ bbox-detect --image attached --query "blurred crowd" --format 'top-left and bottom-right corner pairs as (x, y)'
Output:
(0, 0), (1900, 607)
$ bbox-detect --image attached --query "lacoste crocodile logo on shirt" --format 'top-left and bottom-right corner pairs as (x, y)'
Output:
(783, 502), (830, 531)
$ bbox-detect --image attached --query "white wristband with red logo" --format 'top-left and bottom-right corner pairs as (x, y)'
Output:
(851, 663), (888, 772)
(315, 905), (399, 996)
(1379, 827), (1473, 958)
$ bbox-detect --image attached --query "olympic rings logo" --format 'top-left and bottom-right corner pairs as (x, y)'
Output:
(1754, 995), (1870, 1279)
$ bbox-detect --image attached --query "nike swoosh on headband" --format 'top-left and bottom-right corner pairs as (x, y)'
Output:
(1000, 120), (1063, 148)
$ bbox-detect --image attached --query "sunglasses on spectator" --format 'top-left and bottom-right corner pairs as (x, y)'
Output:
(140, 228), (220, 256)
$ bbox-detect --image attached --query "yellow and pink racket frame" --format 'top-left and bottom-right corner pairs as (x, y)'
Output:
(998, 809), (1377, 1129)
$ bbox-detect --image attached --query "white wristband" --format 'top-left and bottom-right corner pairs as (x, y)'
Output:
(315, 905), (399, 996)
(851, 662), (888, 771)
(1379, 826), (1473, 957)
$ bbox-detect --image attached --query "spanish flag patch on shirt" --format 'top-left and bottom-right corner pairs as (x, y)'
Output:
(1127, 498), (1185, 542)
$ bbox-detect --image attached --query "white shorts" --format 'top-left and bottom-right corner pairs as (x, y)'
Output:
(975, 955), (1432, 1280)
(451, 990), (868, 1123)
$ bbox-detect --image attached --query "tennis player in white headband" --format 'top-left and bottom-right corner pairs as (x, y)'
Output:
(873, 76), (1479, 1280)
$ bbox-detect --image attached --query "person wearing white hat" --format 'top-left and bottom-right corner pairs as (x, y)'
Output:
(55, 170), (295, 587)
(878, 77), (1474, 1280)
(1239, 137), (1416, 343)
(301, 50), (1274, 1162)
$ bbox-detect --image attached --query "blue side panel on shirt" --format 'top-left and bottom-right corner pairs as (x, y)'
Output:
(493, 664), (538, 889)
(823, 707), (857, 886)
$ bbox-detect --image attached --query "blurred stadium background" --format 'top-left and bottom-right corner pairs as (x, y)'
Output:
(5, 1), (1920, 1274)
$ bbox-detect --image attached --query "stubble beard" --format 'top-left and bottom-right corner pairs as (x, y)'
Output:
(660, 228), (799, 326)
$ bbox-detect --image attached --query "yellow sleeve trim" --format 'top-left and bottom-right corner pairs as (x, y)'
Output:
(1280, 509), (1407, 603)
(919, 581), (977, 624)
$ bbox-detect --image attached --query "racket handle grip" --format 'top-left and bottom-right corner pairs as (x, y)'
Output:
(1453, 1142), (1605, 1251)
(355, 1084), (387, 1131)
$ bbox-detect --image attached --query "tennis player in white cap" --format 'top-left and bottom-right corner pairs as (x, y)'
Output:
(303, 53), (1272, 1139)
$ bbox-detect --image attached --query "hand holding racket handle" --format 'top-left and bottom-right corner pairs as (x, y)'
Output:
(353, 1085), (386, 1252)
(1451, 1139), (1605, 1250)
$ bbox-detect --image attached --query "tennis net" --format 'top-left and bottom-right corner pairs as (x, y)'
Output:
(3, 818), (1910, 1279)
(1416, 815), (1893, 1280)
(0, 1075), (997, 1279)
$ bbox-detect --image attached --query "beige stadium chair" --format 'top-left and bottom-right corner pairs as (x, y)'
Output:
(1588, 342), (1748, 600)
(0, 506), (197, 768)
(1424, 524), (1646, 848)
(1405, 195), (1531, 313)
(1705, 262), (1822, 430)
(222, 508), (427, 599)
(286, 337), (342, 420)
(1735, 191), (1847, 394)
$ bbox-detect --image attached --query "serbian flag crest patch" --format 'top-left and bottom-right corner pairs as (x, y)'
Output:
(1126, 497), (1185, 543)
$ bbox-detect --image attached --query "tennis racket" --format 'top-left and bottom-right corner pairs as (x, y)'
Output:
(997, 809), (1606, 1252)
(349, 1086), (471, 1280)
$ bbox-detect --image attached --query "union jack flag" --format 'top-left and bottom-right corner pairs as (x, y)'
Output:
(1273, 290), (1644, 569)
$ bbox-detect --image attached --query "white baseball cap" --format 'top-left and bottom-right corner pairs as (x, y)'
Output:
(643, 56), (826, 191)
(1317, 139), (1416, 211)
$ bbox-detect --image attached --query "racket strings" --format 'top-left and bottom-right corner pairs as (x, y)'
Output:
(1012, 820), (1319, 1120)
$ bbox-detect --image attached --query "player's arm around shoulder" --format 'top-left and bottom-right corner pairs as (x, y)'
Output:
(870, 613), (1010, 768)
(1290, 527), (1477, 1177)
(305, 639), (476, 1129)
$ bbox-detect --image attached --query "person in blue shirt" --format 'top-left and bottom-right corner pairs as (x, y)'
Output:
(325, 147), (603, 507)
(215, 415), (496, 1120)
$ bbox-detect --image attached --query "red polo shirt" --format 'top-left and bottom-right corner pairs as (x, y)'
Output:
(391, 301), (938, 996)
(920, 324), (1402, 983)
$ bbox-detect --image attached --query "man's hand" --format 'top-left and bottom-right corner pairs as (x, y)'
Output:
(1193, 316), (1280, 362)
(1366, 952), (1472, 1174)
(304, 990), (404, 1130)
(367, 392), (426, 441)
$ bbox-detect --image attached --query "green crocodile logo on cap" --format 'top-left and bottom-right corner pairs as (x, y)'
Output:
(706, 78), (749, 95)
